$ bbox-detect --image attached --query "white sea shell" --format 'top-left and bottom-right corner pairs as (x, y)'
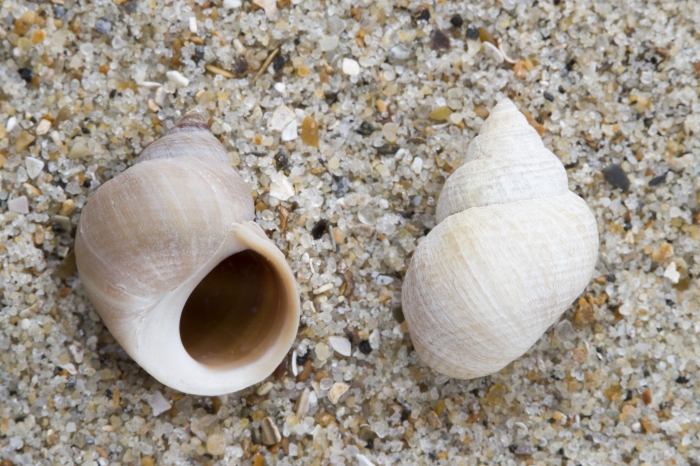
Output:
(402, 99), (599, 379)
(75, 114), (300, 396)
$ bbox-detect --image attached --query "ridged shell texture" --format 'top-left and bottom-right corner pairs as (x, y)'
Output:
(402, 99), (599, 379)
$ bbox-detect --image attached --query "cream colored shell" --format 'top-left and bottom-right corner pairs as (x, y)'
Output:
(75, 115), (300, 396)
(402, 99), (599, 379)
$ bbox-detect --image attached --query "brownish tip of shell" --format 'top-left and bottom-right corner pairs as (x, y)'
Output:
(168, 112), (210, 134)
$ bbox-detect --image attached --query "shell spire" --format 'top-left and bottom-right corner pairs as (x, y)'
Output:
(402, 99), (599, 381)
(436, 98), (568, 223)
(135, 111), (229, 164)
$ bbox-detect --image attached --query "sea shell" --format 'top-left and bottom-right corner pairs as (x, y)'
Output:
(402, 99), (599, 379)
(75, 114), (300, 396)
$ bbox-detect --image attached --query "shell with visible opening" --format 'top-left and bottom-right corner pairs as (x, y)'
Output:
(75, 114), (300, 396)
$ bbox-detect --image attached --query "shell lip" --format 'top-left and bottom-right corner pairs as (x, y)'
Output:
(132, 221), (300, 396)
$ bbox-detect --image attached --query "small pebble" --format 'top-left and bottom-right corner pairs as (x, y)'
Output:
(253, 0), (278, 18)
(35, 119), (51, 135)
(260, 416), (281, 445)
(166, 70), (189, 88)
(648, 172), (667, 186)
(311, 219), (328, 240)
(450, 15), (463, 28)
(296, 388), (311, 417)
(320, 35), (339, 52)
(8, 196), (29, 214)
(342, 58), (361, 76)
(94, 18), (111, 36)
(223, 0), (242, 8)
(18, 68), (33, 83)
(315, 342), (330, 360)
(359, 340), (372, 355)
(147, 390), (171, 416)
(411, 157), (423, 175)
(6, 116), (17, 132)
(25, 156), (44, 179)
(206, 433), (226, 456)
(663, 262), (680, 284)
(69, 138), (91, 159)
(430, 29), (451, 51)
(328, 336), (352, 357)
(388, 44), (411, 62)
(15, 131), (35, 152)
(301, 115), (319, 148)
(188, 17), (197, 34)
(603, 164), (630, 191)
(328, 382), (349, 404)
(256, 381), (275, 396)
(429, 106), (451, 121)
(382, 122), (398, 143)
(269, 173), (295, 201)
(269, 105), (296, 132)
(668, 153), (694, 172)
(281, 119), (298, 141)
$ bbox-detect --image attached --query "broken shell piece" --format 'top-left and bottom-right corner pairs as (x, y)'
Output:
(482, 41), (504, 64)
(328, 336), (352, 357)
(498, 40), (518, 64)
(328, 382), (349, 404)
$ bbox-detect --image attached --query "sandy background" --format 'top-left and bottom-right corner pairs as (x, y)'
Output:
(1, 0), (699, 464)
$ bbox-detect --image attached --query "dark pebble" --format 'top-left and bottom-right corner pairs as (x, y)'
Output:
(450, 14), (463, 28)
(376, 145), (400, 155)
(606, 273), (616, 282)
(544, 91), (555, 102)
(359, 340), (372, 355)
(324, 92), (338, 105)
(311, 219), (328, 240)
(53, 5), (66, 19)
(125, 1), (138, 13)
(272, 54), (286, 74)
(603, 164), (630, 191)
(109, 89), (117, 99)
(416, 9), (430, 21)
(274, 152), (290, 171)
(676, 376), (689, 384)
(295, 350), (308, 366)
(357, 121), (375, 136)
(430, 29), (451, 51)
(94, 18), (112, 36)
(335, 176), (351, 197)
(232, 56), (249, 75)
(82, 127), (90, 134)
(508, 444), (518, 453)
(392, 306), (405, 323)
(648, 172), (667, 186)
(466, 25), (480, 41)
(18, 68), (33, 83)
(104, 389), (113, 399)
(195, 45), (205, 61)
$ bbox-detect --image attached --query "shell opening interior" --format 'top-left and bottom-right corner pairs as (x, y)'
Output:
(179, 249), (287, 368)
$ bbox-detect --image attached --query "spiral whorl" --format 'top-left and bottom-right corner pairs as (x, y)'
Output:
(435, 99), (568, 224)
